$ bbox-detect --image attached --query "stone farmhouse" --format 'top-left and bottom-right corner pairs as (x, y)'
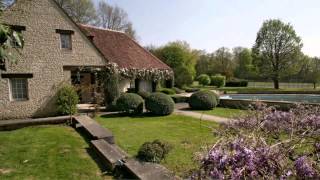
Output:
(0, 0), (173, 119)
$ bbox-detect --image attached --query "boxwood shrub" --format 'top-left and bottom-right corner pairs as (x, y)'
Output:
(137, 140), (172, 163)
(189, 90), (219, 110)
(146, 93), (175, 115)
(116, 93), (144, 114)
(225, 79), (248, 87)
(210, 75), (226, 88)
(197, 74), (211, 86)
(171, 95), (190, 103)
(137, 91), (151, 99)
(56, 85), (79, 115)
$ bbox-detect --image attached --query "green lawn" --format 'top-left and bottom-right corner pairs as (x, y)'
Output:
(96, 114), (219, 177)
(193, 107), (247, 118)
(0, 125), (112, 180)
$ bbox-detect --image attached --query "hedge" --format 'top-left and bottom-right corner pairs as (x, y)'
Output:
(116, 93), (144, 114)
(211, 75), (226, 88)
(189, 90), (219, 110)
(145, 93), (175, 115)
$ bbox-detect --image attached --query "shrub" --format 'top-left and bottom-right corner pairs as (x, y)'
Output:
(197, 74), (211, 86)
(101, 70), (120, 106)
(210, 75), (226, 88)
(172, 87), (184, 94)
(189, 90), (219, 110)
(159, 88), (176, 95)
(137, 91), (150, 99)
(171, 95), (189, 103)
(116, 93), (144, 114)
(225, 79), (248, 87)
(146, 93), (175, 115)
(137, 140), (172, 163)
(184, 88), (200, 93)
(56, 85), (79, 115)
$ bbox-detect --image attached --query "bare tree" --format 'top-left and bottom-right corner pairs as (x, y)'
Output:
(96, 1), (137, 40)
(55, 0), (97, 24)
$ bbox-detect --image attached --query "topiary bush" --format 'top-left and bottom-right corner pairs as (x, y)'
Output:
(116, 93), (144, 115)
(56, 85), (79, 115)
(145, 93), (175, 116)
(210, 75), (226, 88)
(137, 91), (150, 99)
(159, 88), (176, 95)
(137, 139), (173, 163)
(197, 74), (211, 86)
(225, 79), (248, 87)
(189, 90), (219, 110)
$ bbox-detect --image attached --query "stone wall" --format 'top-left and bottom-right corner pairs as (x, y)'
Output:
(0, 0), (106, 119)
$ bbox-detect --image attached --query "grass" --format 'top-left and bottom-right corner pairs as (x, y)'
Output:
(193, 107), (247, 118)
(0, 125), (112, 180)
(96, 114), (220, 177)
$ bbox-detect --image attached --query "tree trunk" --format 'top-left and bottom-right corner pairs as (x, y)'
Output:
(314, 82), (316, 89)
(273, 78), (280, 89)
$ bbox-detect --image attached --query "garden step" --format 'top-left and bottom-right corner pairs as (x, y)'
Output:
(91, 139), (127, 170)
(73, 115), (114, 144)
(123, 159), (176, 180)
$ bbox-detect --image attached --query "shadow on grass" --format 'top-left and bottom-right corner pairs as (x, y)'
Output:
(100, 112), (168, 119)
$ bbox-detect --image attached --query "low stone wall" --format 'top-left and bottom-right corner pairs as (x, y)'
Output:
(219, 99), (319, 111)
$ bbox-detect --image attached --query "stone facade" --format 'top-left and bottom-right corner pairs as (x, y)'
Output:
(0, 0), (106, 119)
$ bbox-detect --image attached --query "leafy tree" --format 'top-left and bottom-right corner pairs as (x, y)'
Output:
(212, 47), (234, 79)
(195, 52), (212, 76)
(252, 19), (303, 89)
(307, 57), (320, 89)
(153, 41), (197, 87)
(0, 0), (24, 70)
(233, 47), (255, 79)
(55, 0), (97, 24)
(96, 1), (137, 39)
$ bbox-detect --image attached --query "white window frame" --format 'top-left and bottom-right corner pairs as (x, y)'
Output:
(60, 33), (72, 50)
(9, 78), (29, 101)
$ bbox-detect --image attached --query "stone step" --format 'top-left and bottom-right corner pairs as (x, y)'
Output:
(73, 115), (114, 144)
(91, 139), (127, 170)
(123, 159), (176, 180)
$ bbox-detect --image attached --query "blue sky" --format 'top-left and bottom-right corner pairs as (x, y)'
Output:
(93, 0), (320, 57)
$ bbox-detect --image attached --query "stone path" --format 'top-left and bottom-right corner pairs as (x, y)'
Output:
(174, 103), (232, 124)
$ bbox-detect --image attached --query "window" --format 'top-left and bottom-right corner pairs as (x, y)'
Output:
(60, 33), (72, 49)
(10, 78), (28, 101)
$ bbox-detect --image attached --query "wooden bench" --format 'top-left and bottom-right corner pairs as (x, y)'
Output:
(73, 115), (114, 144)
(123, 159), (176, 180)
(91, 139), (127, 170)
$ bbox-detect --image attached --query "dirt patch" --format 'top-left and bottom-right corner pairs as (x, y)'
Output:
(0, 168), (14, 175)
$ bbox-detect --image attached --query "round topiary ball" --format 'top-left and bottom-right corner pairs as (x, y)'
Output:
(189, 90), (219, 110)
(116, 93), (144, 114)
(145, 93), (175, 116)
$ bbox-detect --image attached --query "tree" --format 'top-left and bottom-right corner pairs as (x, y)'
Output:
(307, 57), (320, 89)
(252, 19), (303, 89)
(153, 41), (197, 87)
(212, 47), (234, 79)
(233, 47), (255, 79)
(55, 0), (97, 24)
(96, 1), (137, 40)
(0, 2), (24, 71)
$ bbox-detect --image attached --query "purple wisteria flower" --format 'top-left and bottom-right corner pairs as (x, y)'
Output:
(294, 156), (317, 178)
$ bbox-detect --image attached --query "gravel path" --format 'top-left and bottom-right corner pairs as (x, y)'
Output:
(174, 103), (232, 124)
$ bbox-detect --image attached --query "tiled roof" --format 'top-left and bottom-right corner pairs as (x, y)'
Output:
(79, 24), (172, 70)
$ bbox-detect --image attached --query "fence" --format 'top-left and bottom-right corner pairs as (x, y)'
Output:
(248, 82), (315, 89)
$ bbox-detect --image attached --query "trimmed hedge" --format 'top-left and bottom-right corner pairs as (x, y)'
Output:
(184, 88), (200, 93)
(146, 93), (175, 115)
(159, 88), (176, 95)
(189, 90), (219, 110)
(116, 93), (144, 114)
(225, 80), (248, 87)
(56, 85), (79, 115)
(197, 74), (211, 86)
(211, 75), (226, 88)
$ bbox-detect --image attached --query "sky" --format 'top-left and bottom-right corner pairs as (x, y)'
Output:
(93, 0), (320, 57)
